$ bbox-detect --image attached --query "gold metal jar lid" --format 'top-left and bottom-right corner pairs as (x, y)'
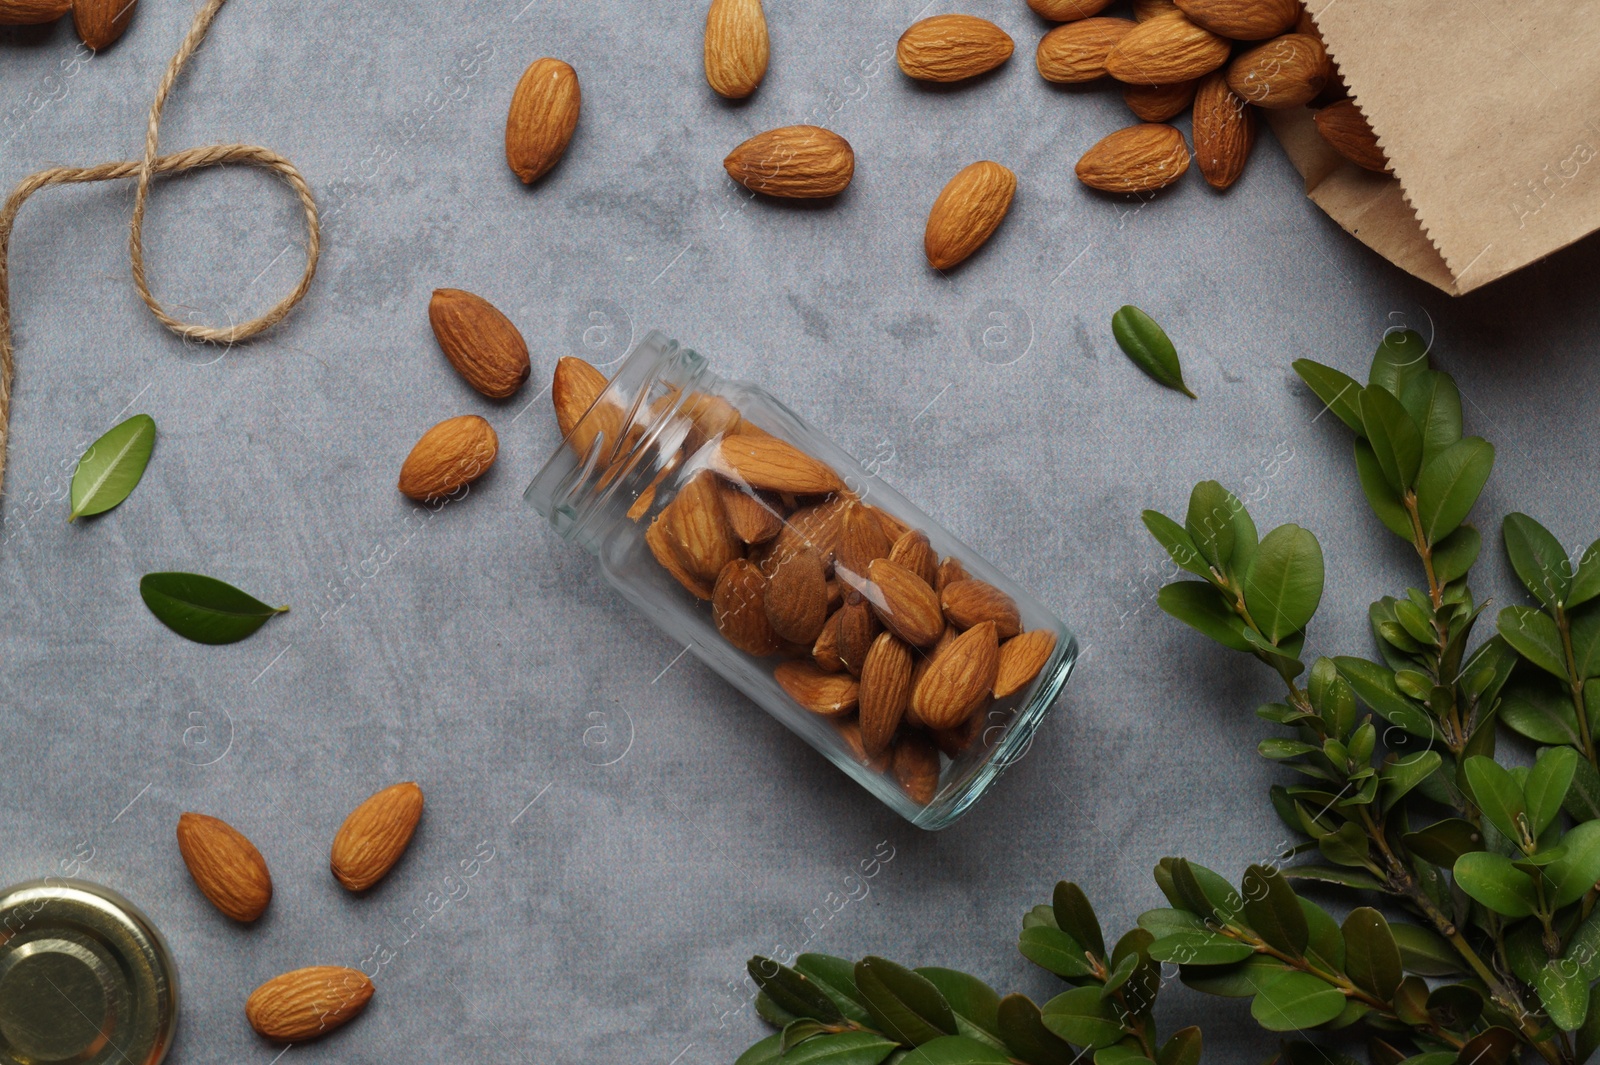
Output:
(0, 879), (177, 1065)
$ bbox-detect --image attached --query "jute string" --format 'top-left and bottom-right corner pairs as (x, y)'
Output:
(0, 0), (320, 498)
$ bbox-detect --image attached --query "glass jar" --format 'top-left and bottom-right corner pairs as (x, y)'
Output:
(526, 332), (1077, 829)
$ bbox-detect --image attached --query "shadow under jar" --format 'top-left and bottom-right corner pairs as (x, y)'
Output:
(526, 332), (1077, 829)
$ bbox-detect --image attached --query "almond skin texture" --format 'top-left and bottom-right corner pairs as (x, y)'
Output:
(176, 813), (273, 922)
(941, 579), (1022, 638)
(0, 0), (69, 24)
(859, 632), (914, 755)
(648, 515), (715, 599)
(429, 289), (531, 399)
(1192, 71), (1257, 189)
(506, 58), (580, 184)
(897, 15), (1014, 83)
(996, 630), (1059, 698)
(836, 502), (893, 579)
(812, 607), (845, 671)
(1132, 0), (1182, 19)
(888, 530), (938, 588)
(656, 472), (742, 585)
(1314, 99), (1391, 174)
(892, 732), (941, 805)
(552, 355), (607, 440)
(924, 161), (1017, 271)
(1174, 0), (1297, 40)
(704, 0), (769, 99)
(869, 506), (911, 543)
(246, 966), (374, 1043)
(398, 415), (498, 502)
(1027, 0), (1113, 19)
(719, 482), (784, 544)
(834, 591), (881, 676)
(1123, 79), (1197, 122)
(1076, 123), (1191, 193)
(71, 0), (134, 47)
(1226, 33), (1328, 109)
(715, 559), (782, 655)
(1104, 15), (1230, 85)
(838, 720), (892, 770)
(709, 433), (843, 494)
(912, 620), (1000, 729)
(775, 661), (860, 716)
(330, 782), (424, 892)
(724, 126), (854, 199)
(765, 548), (830, 645)
(757, 496), (851, 575)
(1036, 18), (1136, 84)
(865, 558), (945, 648)
(935, 557), (970, 595)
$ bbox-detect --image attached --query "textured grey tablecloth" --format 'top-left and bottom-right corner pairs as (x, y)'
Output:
(3, 1), (1599, 1061)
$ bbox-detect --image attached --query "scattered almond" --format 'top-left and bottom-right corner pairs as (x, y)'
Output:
(1075, 123), (1190, 193)
(1123, 79), (1197, 122)
(775, 660), (860, 716)
(724, 125), (855, 198)
(1036, 18), (1136, 84)
(923, 161), (1017, 271)
(911, 620), (1000, 729)
(1104, 15), (1229, 85)
(0, 0), (68, 23)
(398, 415), (498, 502)
(330, 782), (424, 892)
(865, 558), (945, 648)
(1226, 33), (1328, 109)
(941, 578), (1022, 638)
(766, 548), (830, 645)
(888, 530), (938, 588)
(505, 57), (580, 184)
(996, 629), (1059, 698)
(176, 812), (273, 922)
(246, 966), (374, 1043)
(896, 15), (1014, 83)
(715, 559), (782, 655)
(892, 732), (942, 805)
(704, 0), (769, 99)
(1192, 71), (1256, 189)
(428, 289), (531, 399)
(1027, 0), (1113, 19)
(1174, 0), (1297, 40)
(859, 632), (913, 755)
(709, 432), (844, 494)
(71, 0), (134, 47)
(1314, 99), (1391, 174)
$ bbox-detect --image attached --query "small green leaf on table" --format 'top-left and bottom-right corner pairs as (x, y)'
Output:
(70, 413), (155, 520)
(1111, 305), (1194, 399)
(139, 572), (287, 645)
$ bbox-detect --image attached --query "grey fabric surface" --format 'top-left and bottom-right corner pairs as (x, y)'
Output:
(3, 1), (1600, 1061)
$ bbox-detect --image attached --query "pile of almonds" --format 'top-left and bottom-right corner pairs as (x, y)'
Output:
(175, 782), (424, 1042)
(0, 0), (136, 51)
(550, 357), (1059, 807)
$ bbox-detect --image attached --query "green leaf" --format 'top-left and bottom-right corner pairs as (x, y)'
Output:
(748, 958), (843, 1023)
(783, 1033), (901, 1065)
(1018, 926), (1095, 979)
(914, 969), (1002, 1045)
(1400, 819), (1483, 867)
(1399, 369), (1462, 464)
(1413, 437), (1494, 545)
(898, 1036), (1010, 1065)
(1499, 605), (1569, 680)
(856, 958), (956, 1046)
(1136, 908), (1204, 938)
(1281, 865), (1384, 891)
(1569, 751), (1600, 823)
(783, 1019), (833, 1053)
(1359, 385), (1423, 493)
(1243, 524), (1324, 643)
(1577, 983), (1600, 1064)
(1184, 481), (1237, 571)
(1573, 609), (1600, 681)
(1239, 864), (1308, 957)
(1431, 524), (1481, 585)
(756, 992), (799, 1028)
(1526, 747), (1580, 836)
(1249, 969), (1346, 1031)
(1341, 907), (1402, 998)
(1157, 582), (1252, 653)
(995, 994), (1077, 1065)
(69, 413), (156, 520)
(1292, 359), (1364, 434)
(139, 572), (288, 645)
(1051, 882), (1105, 960)
(1147, 929), (1255, 966)
(1091, 1048), (1146, 1065)
(1142, 511), (1208, 579)
(1353, 439), (1414, 539)
(1112, 305), (1193, 399)
(1332, 657), (1436, 740)
(1022, 904), (1058, 931)
(1369, 329), (1428, 397)
(1317, 822), (1371, 868)
(796, 954), (873, 1025)
(1040, 986), (1123, 1049)
(1562, 909), (1600, 982)
(1380, 751), (1441, 808)
(1536, 959), (1591, 1031)
(1424, 983), (1481, 1029)
(1178, 955), (1291, 998)
(1548, 820), (1600, 908)
(1099, 953), (1138, 998)
(1572, 540), (1600, 609)
(1388, 922), (1464, 976)
(1157, 1028), (1201, 1065)
(738, 1033), (785, 1065)
(1503, 513), (1573, 609)
(1499, 673), (1582, 746)
(1452, 852), (1538, 917)
(1456, 1028), (1518, 1065)
(1462, 755), (1526, 843)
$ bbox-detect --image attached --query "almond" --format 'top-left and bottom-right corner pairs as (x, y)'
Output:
(911, 620), (1000, 729)
(996, 629), (1059, 698)
(775, 661), (859, 716)
(682, 392), (744, 454)
(429, 288), (531, 399)
(246, 966), (374, 1043)
(1131, 0), (1182, 18)
(704, 0), (769, 100)
(709, 433), (843, 494)
(1314, 99), (1391, 174)
(888, 530), (938, 587)
(757, 495), (851, 574)
(718, 481), (785, 543)
(506, 58), (580, 185)
(552, 355), (608, 440)
(715, 559), (782, 655)
(1174, 0), (1297, 40)
(1123, 79), (1197, 122)
(0, 0), (68, 23)
(896, 15), (1014, 83)
(865, 558), (945, 648)
(1027, 0), (1113, 19)
(892, 732), (942, 805)
(812, 607), (845, 671)
(836, 502), (893, 580)
(826, 577), (844, 611)
(647, 515), (715, 599)
(869, 506), (911, 543)
(330, 782), (424, 892)
(923, 161), (1017, 271)
(911, 623), (958, 693)
(859, 632), (914, 755)
(838, 720), (891, 770)
(176, 813), (272, 922)
(834, 591), (881, 676)
(1075, 123), (1190, 193)
(935, 556), (970, 594)
(931, 712), (985, 758)
(724, 125), (855, 199)
(398, 415), (498, 502)
(1104, 15), (1230, 84)
(1225, 33), (1328, 109)
(1036, 18), (1136, 84)
(941, 578), (1022, 638)
(71, 0), (134, 48)
(765, 548), (830, 645)
(1192, 70), (1257, 189)
(656, 472), (742, 584)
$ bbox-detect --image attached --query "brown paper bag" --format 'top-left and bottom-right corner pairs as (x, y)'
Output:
(1271, 0), (1600, 295)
